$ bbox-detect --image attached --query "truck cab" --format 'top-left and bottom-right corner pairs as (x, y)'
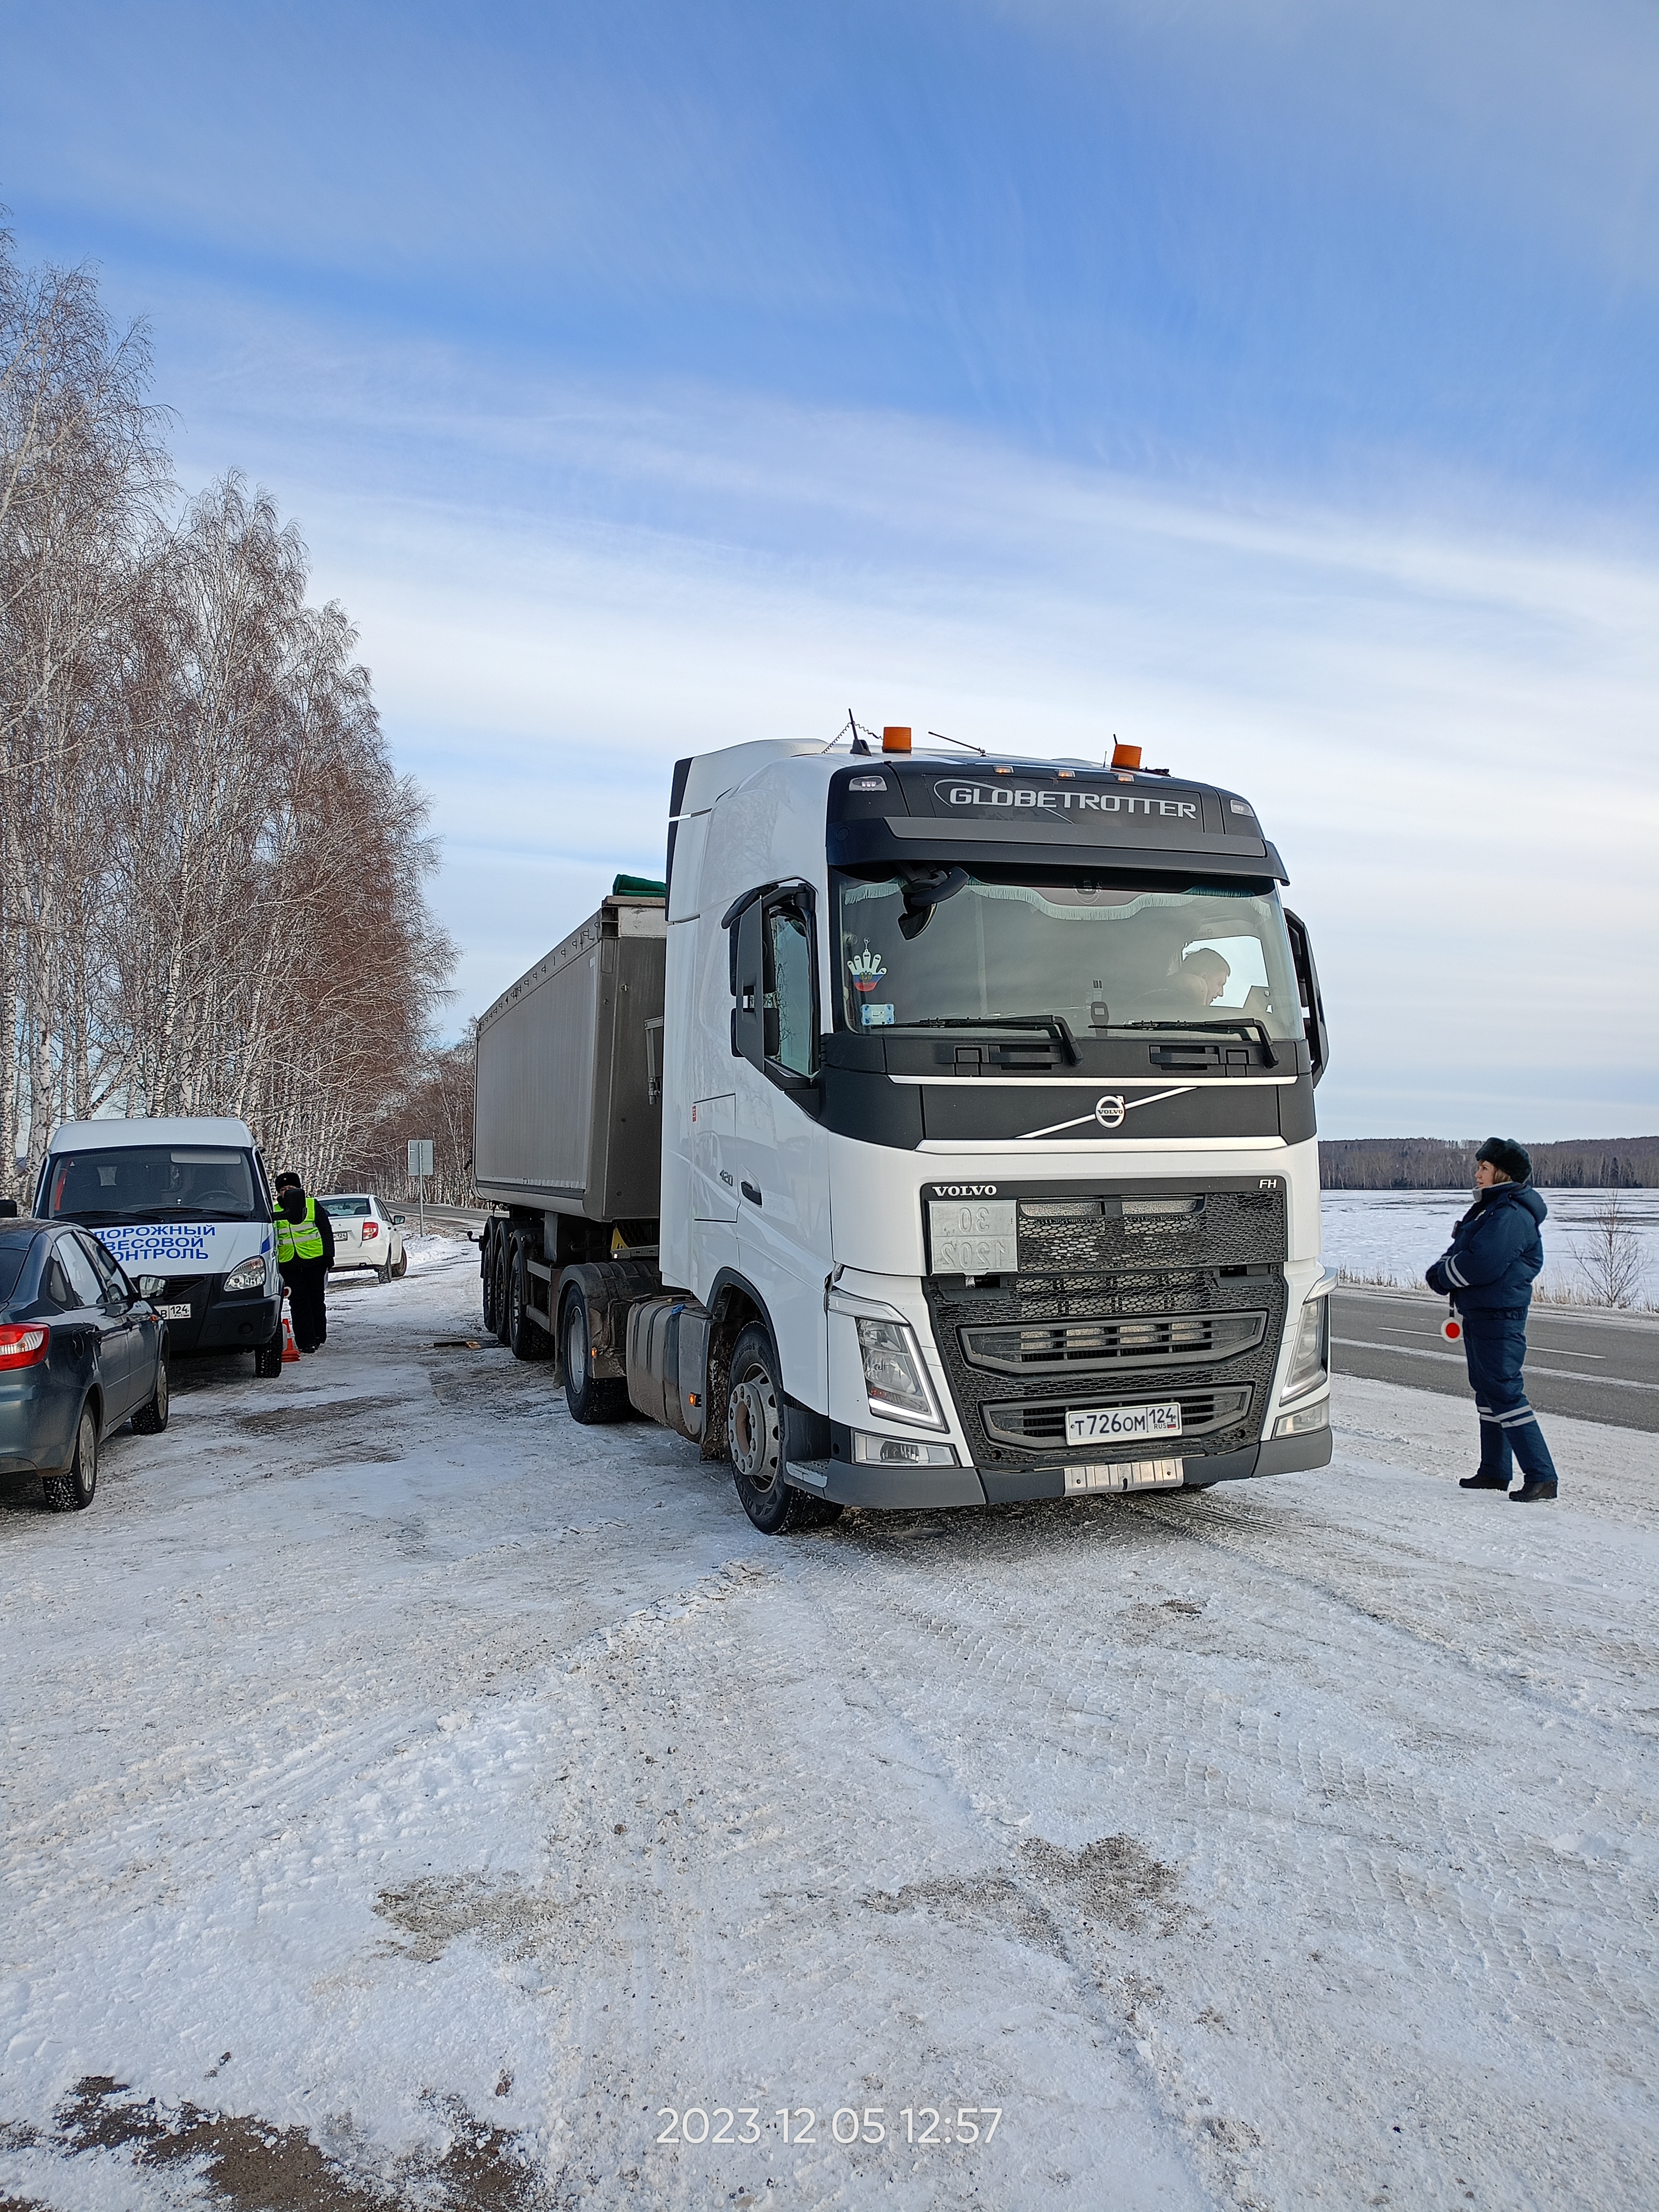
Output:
(476, 733), (1333, 1532)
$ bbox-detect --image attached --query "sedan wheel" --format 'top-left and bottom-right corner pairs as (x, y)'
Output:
(44, 1403), (99, 1513)
(131, 1353), (170, 1435)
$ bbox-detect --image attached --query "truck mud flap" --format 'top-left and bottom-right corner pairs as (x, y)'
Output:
(557, 1260), (661, 1380)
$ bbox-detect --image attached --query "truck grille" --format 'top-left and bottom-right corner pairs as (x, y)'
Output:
(920, 1179), (1288, 1466)
(981, 1386), (1254, 1449)
(960, 1310), (1266, 1376)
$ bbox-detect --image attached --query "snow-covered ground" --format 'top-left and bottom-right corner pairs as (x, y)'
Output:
(3, 1233), (1655, 2211)
(1321, 1186), (1659, 1303)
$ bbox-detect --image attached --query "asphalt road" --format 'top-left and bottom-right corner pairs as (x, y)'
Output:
(1331, 1284), (1659, 1434)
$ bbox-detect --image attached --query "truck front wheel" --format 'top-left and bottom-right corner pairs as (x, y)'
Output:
(728, 1325), (842, 1535)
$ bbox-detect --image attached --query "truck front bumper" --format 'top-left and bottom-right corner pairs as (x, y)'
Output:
(787, 1424), (1333, 1510)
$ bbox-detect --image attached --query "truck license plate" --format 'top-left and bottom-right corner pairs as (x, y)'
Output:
(157, 1302), (193, 1320)
(1065, 1400), (1182, 1446)
(1064, 1458), (1183, 1494)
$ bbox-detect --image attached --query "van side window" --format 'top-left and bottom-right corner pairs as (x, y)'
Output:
(764, 901), (816, 1078)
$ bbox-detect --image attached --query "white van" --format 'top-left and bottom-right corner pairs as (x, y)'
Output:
(35, 1117), (284, 1376)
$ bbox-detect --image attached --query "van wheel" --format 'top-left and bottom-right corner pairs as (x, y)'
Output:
(254, 1327), (284, 1378)
(562, 1285), (630, 1423)
(130, 1352), (170, 1435)
(728, 1325), (842, 1535)
(44, 1403), (99, 1513)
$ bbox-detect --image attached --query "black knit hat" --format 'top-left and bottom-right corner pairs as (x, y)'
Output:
(1477, 1137), (1532, 1184)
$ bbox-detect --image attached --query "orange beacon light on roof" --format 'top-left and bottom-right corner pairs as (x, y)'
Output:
(882, 725), (913, 753)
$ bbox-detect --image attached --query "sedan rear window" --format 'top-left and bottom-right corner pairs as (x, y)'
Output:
(320, 1197), (371, 1217)
(0, 1239), (31, 1304)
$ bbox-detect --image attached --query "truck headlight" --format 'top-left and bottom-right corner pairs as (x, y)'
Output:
(855, 1316), (946, 1428)
(224, 1258), (268, 1294)
(1280, 1296), (1329, 1402)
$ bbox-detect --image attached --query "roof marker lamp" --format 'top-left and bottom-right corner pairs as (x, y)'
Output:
(855, 1316), (946, 1428)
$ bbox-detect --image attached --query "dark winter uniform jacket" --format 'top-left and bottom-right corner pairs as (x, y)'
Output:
(1425, 1183), (1547, 1312)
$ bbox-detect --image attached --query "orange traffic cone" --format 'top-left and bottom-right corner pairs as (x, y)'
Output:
(281, 1293), (300, 1363)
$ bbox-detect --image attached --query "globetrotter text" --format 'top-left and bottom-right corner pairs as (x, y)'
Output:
(936, 781), (1198, 818)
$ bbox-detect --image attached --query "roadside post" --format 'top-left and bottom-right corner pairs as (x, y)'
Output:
(408, 1137), (434, 1235)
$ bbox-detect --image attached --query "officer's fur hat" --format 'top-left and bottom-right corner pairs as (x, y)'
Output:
(1476, 1137), (1532, 1184)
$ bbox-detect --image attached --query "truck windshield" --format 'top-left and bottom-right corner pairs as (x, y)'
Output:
(832, 870), (1305, 1040)
(42, 1146), (260, 1226)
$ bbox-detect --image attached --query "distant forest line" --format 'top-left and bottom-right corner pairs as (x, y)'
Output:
(1319, 1138), (1659, 1190)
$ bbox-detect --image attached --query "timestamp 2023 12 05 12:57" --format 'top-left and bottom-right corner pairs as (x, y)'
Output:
(654, 2105), (1003, 2150)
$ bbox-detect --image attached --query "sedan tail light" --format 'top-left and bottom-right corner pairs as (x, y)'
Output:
(0, 1323), (49, 1368)
(363, 1221), (379, 1239)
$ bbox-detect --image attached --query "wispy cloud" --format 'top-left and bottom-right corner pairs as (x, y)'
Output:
(7, 1), (1655, 1134)
(148, 306), (1658, 1135)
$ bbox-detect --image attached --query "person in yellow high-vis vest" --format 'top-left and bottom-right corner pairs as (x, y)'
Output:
(274, 1172), (335, 1352)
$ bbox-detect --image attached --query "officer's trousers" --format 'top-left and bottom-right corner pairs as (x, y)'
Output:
(283, 1259), (328, 1352)
(1462, 1307), (1558, 1485)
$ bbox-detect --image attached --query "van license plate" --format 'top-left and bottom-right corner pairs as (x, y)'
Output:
(157, 1302), (193, 1320)
(1065, 1400), (1182, 1445)
(1064, 1458), (1183, 1494)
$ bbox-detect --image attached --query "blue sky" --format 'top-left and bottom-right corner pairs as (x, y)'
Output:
(6, 0), (1657, 1136)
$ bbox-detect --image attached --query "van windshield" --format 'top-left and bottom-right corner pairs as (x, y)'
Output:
(832, 870), (1305, 1040)
(43, 1146), (260, 1226)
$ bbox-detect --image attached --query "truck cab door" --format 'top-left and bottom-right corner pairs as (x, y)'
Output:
(727, 886), (830, 1407)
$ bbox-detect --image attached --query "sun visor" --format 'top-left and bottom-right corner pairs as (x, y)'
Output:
(827, 761), (1284, 881)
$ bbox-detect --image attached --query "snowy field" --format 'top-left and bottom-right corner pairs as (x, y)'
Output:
(1321, 1186), (1659, 1304)
(3, 1234), (1656, 2212)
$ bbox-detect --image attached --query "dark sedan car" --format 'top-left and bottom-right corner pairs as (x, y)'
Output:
(0, 1220), (168, 1512)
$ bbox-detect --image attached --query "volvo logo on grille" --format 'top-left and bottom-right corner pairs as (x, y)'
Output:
(1094, 1095), (1126, 1128)
(929, 1182), (999, 1197)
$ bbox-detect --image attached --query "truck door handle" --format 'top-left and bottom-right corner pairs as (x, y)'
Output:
(741, 1181), (763, 1206)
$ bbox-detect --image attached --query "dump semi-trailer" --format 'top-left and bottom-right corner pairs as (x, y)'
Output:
(474, 734), (1334, 1533)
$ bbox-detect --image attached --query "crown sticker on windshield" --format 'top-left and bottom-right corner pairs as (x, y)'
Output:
(848, 945), (887, 995)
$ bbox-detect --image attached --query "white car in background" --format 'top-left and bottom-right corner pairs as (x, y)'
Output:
(319, 1194), (408, 1284)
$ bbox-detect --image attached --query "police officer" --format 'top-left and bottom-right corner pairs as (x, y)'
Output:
(1426, 1138), (1559, 1502)
(274, 1172), (335, 1353)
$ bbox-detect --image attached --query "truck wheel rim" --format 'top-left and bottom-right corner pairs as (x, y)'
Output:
(730, 1373), (778, 1490)
(566, 1304), (585, 1381)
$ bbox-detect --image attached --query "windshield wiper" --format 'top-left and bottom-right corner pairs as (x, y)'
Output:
(908, 1015), (1081, 1065)
(1116, 1018), (1280, 1069)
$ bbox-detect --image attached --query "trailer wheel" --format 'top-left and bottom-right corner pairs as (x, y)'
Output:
(727, 1325), (843, 1535)
(561, 1284), (630, 1423)
(507, 1235), (551, 1361)
(481, 1226), (498, 1333)
(491, 1234), (513, 1347)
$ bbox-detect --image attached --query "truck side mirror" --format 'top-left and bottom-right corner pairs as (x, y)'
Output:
(1284, 909), (1328, 1086)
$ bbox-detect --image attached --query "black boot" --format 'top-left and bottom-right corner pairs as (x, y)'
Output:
(1511, 1476), (1557, 1502)
(1459, 1470), (1511, 1489)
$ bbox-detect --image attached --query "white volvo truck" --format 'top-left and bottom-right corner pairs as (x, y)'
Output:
(475, 735), (1333, 1533)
